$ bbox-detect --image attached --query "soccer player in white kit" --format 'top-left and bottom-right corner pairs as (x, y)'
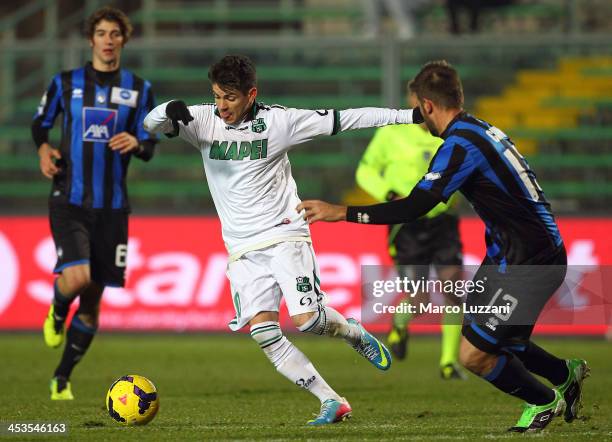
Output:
(144, 55), (423, 425)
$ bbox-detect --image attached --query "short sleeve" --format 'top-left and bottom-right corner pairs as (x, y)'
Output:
(134, 80), (157, 142)
(33, 74), (63, 128)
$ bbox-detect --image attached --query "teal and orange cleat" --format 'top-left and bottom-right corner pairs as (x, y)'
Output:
(347, 318), (392, 371)
(307, 398), (352, 426)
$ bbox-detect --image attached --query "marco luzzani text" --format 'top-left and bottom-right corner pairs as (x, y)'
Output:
(370, 277), (511, 315)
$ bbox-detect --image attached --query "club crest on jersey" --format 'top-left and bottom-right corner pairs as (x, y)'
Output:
(296, 276), (313, 293)
(82, 107), (117, 143)
(111, 87), (139, 107)
(251, 118), (266, 133)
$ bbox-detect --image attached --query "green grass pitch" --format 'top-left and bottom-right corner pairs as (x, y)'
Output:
(1, 334), (610, 441)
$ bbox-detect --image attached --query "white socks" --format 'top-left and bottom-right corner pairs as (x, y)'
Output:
(250, 321), (341, 403)
(297, 305), (361, 346)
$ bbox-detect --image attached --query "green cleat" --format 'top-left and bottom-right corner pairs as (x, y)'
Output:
(50, 377), (74, 400)
(387, 326), (408, 360)
(556, 358), (590, 423)
(43, 304), (65, 349)
(508, 389), (565, 433)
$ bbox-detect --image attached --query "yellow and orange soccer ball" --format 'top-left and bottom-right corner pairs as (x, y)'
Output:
(106, 375), (159, 426)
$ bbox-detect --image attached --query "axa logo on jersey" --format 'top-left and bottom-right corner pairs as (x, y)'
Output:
(82, 107), (118, 142)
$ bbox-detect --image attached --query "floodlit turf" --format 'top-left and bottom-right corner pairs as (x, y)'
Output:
(0, 333), (610, 441)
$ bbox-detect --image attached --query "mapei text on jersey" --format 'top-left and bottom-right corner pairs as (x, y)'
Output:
(209, 139), (268, 160)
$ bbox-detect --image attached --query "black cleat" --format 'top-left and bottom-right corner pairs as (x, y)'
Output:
(386, 326), (408, 360)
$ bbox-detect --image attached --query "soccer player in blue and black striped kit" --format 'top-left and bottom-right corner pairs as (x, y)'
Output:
(298, 61), (589, 433)
(32, 7), (157, 400)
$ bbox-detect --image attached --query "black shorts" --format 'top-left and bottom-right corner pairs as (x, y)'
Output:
(49, 201), (128, 287)
(462, 245), (567, 354)
(389, 213), (462, 279)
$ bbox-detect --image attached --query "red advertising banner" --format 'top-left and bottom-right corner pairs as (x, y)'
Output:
(0, 217), (610, 334)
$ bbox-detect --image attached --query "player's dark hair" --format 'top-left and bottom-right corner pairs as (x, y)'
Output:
(412, 60), (464, 109)
(208, 55), (257, 95)
(84, 7), (133, 44)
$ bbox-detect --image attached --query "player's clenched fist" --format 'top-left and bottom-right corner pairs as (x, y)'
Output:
(38, 143), (62, 179)
(296, 200), (347, 224)
(166, 100), (194, 125)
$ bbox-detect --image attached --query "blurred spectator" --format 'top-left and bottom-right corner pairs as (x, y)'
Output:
(446, 0), (515, 34)
(361, 0), (430, 39)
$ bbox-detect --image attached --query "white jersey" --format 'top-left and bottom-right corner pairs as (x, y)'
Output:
(144, 102), (418, 259)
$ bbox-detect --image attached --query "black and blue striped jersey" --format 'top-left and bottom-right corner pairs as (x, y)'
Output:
(32, 62), (157, 210)
(416, 112), (562, 266)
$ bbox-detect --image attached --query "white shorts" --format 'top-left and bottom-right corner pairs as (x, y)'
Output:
(227, 241), (326, 331)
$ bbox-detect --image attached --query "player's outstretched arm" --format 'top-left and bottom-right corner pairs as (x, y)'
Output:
(338, 106), (423, 132)
(297, 200), (347, 224)
(297, 187), (440, 225)
(287, 106), (423, 147)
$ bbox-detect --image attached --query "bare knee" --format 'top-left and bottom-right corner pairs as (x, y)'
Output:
(60, 265), (92, 294)
(459, 337), (498, 376)
(248, 311), (279, 328)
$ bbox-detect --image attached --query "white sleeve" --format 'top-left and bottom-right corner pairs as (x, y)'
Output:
(144, 101), (210, 148)
(285, 108), (336, 146)
(285, 107), (417, 147)
(338, 108), (416, 131)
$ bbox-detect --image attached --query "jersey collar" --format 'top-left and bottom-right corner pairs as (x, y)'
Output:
(440, 110), (467, 139)
(85, 61), (121, 86)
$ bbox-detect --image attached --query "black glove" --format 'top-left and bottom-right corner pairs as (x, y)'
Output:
(166, 100), (194, 125)
(165, 100), (194, 136)
(412, 106), (424, 124)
